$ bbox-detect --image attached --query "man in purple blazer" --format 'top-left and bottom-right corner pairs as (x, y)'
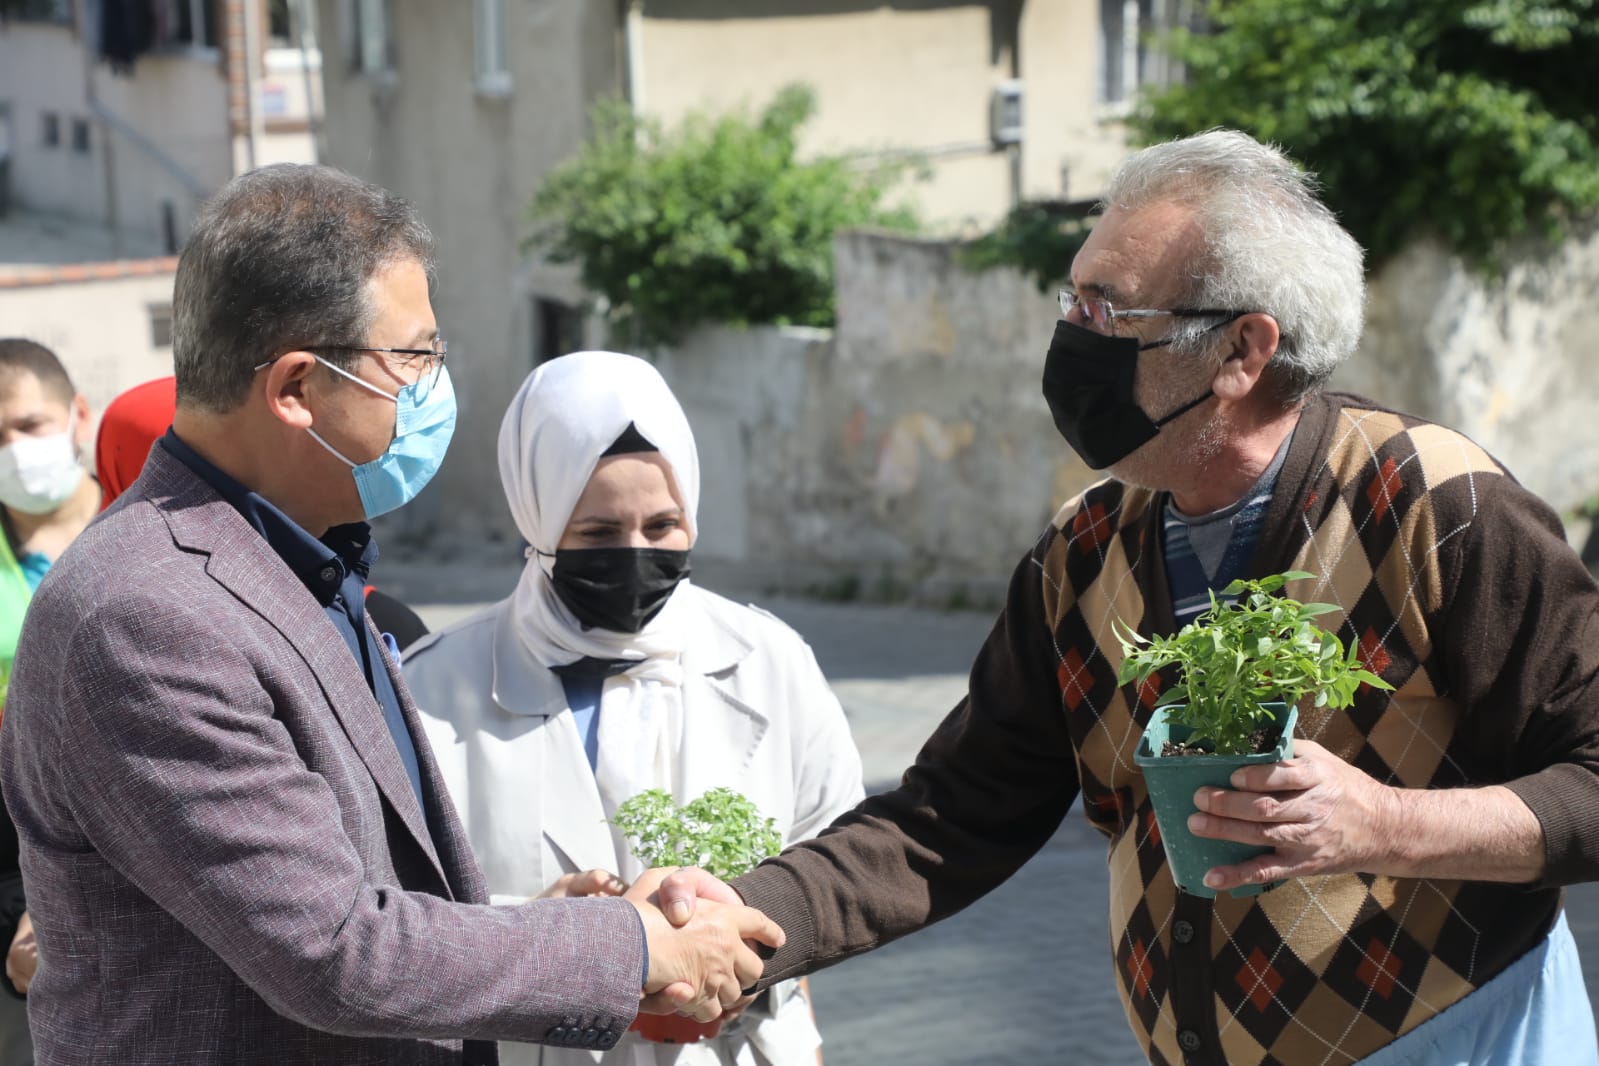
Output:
(0, 165), (779, 1065)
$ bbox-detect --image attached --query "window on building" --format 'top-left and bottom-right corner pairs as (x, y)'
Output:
(169, 0), (219, 49)
(474, 0), (511, 94)
(8, 0), (72, 23)
(70, 117), (90, 154)
(1099, 0), (1187, 107)
(41, 112), (60, 149)
(351, 0), (394, 75)
(149, 305), (174, 349)
(533, 298), (584, 366)
(268, 0), (294, 47)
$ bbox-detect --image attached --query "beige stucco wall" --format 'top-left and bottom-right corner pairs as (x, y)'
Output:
(640, 0), (1129, 228)
(1019, 0), (1133, 202)
(0, 20), (232, 244)
(653, 231), (1078, 605)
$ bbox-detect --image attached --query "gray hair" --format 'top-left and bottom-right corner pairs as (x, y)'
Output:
(172, 164), (435, 413)
(1103, 129), (1365, 403)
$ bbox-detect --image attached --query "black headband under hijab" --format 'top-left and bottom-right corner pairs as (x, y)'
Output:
(601, 422), (659, 457)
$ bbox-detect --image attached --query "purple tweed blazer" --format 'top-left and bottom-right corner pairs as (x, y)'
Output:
(0, 445), (644, 1064)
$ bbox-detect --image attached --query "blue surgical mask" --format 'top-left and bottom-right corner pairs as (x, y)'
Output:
(306, 355), (457, 520)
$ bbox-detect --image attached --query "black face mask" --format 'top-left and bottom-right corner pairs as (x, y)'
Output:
(550, 547), (692, 633)
(1041, 319), (1213, 470)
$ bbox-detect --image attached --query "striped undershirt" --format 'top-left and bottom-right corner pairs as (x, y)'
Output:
(1163, 432), (1293, 624)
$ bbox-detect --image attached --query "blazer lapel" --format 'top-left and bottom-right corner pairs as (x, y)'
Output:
(151, 450), (448, 890)
(372, 622), (461, 896)
(678, 600), (768, 799)
(490, 606), (618, 879)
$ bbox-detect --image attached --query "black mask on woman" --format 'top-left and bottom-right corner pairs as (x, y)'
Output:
(550, 547), (692, 632)
(1041, 319), (1213, 470)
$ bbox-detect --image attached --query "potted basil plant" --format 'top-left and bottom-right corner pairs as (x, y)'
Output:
(1117, 571), (1392, 898)
(613, 786), (783, 1044)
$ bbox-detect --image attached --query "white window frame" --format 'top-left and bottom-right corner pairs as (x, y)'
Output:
(474, 0), (512, 96)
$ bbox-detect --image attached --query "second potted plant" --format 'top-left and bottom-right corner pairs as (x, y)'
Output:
(612, 786), (783, 1044)
(1117, 571), (1391, 898)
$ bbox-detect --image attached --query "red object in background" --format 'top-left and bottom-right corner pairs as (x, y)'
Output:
(96, 376), (177, 510)
(629, 1014), (723, 1044)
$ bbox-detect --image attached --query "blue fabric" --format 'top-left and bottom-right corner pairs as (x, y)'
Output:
(1358, 910), (1596, 1066)
(159, 431), (430, 826)
(18, 552), (49, 593)
(560, 675), (605, 772)
(1163, 488), (1271, 624)
(556, 673), (643, 984)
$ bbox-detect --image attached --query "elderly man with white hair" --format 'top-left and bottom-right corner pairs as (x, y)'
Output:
(664, 129), (1599, 1065)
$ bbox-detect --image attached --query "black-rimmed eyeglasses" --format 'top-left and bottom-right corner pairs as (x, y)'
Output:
(311, 338), (448, 399)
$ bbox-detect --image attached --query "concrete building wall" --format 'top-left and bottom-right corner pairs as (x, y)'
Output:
(639, 0), (1128, 228)
(315, 0), (622, 542)
(1019, 0), (1134, 202)
(0, 20), (232, 244)
(0, 261), (178, 425)
(653, 224), (1599, 604)
(655, 231), (1077, 604)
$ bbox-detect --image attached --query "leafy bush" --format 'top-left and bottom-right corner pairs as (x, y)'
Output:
(527, 84), (918, 347)
(1116, 571), (1392, 756)
(1132, 0), (1599, 271)
(611, 787), (782, 880)
(957, 203), (1095, 293)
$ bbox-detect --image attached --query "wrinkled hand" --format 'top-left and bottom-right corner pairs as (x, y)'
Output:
(538, 868), (628, 899)
(6, 912), (37, 995)
(625, 868), (783, 1022)
(1188, 739), (1399, 893)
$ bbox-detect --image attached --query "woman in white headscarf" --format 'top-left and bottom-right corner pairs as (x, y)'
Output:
(403, 351), (863, 1066)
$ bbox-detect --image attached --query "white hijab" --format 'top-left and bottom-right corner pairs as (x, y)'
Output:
(496, 351), (702, 877)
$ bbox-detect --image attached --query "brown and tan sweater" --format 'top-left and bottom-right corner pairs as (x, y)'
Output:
(736, 392), (1599, 1064)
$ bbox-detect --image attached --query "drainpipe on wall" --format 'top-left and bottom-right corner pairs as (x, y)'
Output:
(623, 0), (645, 115)
(292, 0), (323, 163)
(242, 0), (264, 171)
(83, 54), (123, 257)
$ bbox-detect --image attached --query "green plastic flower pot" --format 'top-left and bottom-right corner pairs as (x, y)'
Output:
(1133, 702), (1296, 899)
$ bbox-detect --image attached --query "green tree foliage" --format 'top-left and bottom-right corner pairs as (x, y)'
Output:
(527, 85), (917, 346)
(957, 203), (1095, 292)
(1131, 0), (1599, 270)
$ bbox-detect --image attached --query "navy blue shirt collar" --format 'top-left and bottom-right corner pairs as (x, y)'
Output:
(159, 429), (378, 606)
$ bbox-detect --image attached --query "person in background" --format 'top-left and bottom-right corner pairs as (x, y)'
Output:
(404, 351), (864, 1066)
(0, 338), (101, 1066)
(94, 373), (430, 653)
(93, 375), (175, 510)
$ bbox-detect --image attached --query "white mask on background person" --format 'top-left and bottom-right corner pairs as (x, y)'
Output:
(0, 415), (85, 515)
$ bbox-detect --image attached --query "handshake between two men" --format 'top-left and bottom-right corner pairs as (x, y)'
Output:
(620, 867), (782, 1022)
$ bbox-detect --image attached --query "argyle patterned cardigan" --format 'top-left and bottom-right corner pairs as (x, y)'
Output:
(738, 392), (1599, 1065)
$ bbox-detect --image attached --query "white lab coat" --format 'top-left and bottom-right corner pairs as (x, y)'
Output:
(403, 585), (866, 1066)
